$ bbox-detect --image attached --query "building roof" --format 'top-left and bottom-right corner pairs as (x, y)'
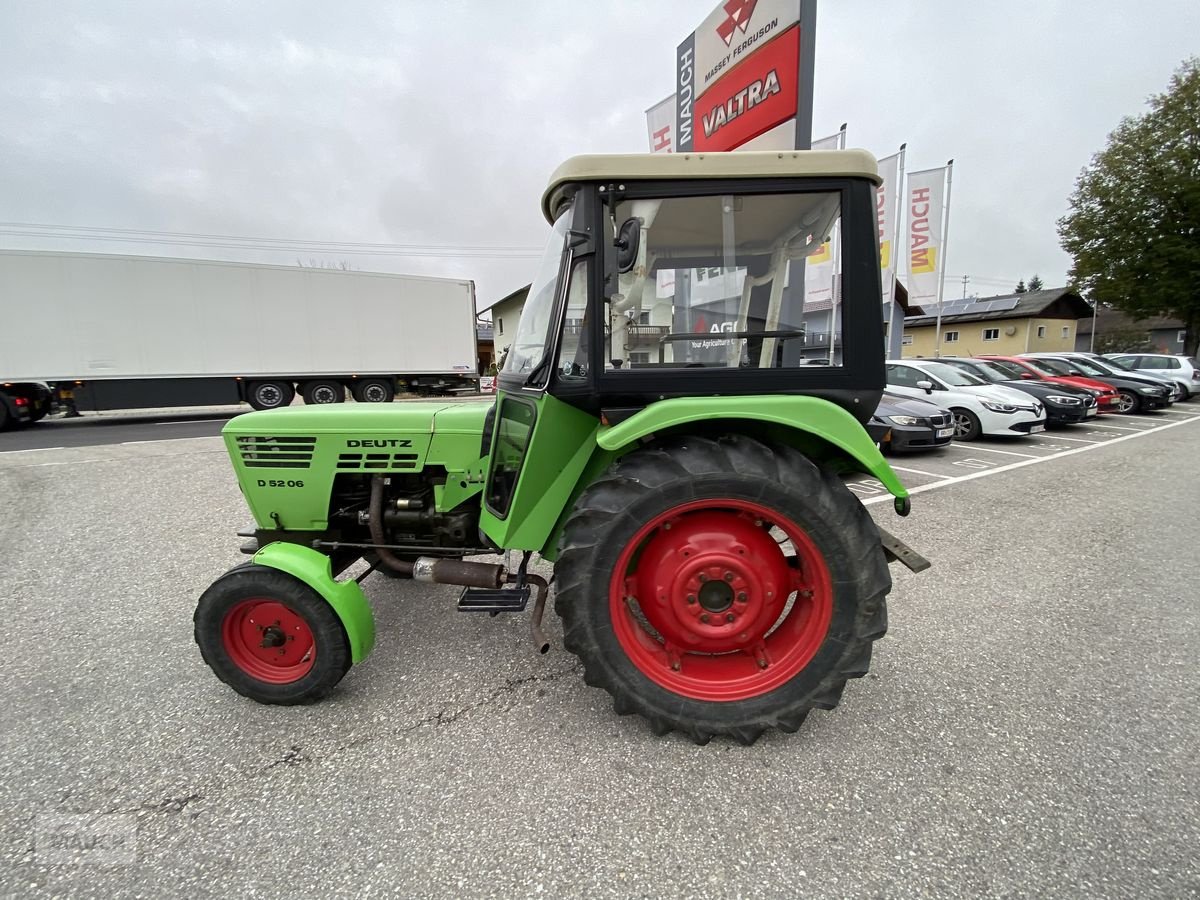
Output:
(1075, 306), (1183, 336)
(477, 283), (531, 315)
(542, 149), (882, 222)
(903, 288), (1092, 327)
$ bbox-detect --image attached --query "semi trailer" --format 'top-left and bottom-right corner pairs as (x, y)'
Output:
(0, 249), (480, 429)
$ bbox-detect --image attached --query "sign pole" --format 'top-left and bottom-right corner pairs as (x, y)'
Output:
(932, 159), (954, 359)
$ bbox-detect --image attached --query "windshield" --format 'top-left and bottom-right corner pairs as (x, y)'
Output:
(1025, 358), (1068, 376)
(1104, 356), (1137, 372)
(1067, 357), (1118, 377)
(501, 207), (571, 376)
(922, 361), (985, 386)
(946, 360), (1004, 383)
(985, 359), (1027, 380)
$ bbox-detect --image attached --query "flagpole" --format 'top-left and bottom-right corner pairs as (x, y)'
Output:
(888, 143), (907, 359)
(933, 159), (954, 358)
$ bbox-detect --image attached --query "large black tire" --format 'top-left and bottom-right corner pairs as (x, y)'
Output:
(352, 379), (395, 404)
(194, 563), (351, 704)
(554, 434), (890, 745)
(950, 407), (982, 441)
(301, 380), (345, 405)
(247, 380), (295, 411)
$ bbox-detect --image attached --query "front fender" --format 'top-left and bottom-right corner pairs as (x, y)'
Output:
(251, 543), (376, 663)
(596, 395), (908, 500)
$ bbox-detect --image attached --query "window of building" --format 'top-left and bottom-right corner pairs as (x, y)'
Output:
(1062, 326), (1069, 338)
(497, 317), (503, 335)
(1036, 325), (1046, 338)
(629, 351), (651, 364)
(1179, 329), (1187, 344)
(901, 334), (914, 346)
(982, 328), (1000, 341)
(637, 311), (651, 325)
(943, 330), (959, 343)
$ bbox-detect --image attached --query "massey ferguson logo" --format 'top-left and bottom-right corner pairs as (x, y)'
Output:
(702, 69), (782, 138)
(716, 0), (758, 45)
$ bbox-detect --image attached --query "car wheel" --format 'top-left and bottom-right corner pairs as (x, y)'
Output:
(950, 408), (981, 441)
(1114, 390), (1140, 414)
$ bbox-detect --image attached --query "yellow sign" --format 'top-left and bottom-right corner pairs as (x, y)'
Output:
(911, 246), (937, 275)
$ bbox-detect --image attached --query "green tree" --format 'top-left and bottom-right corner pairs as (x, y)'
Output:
(1058, 58), (1200, 357)
(1014, 279), (1026, 293)
(1027, 274), (1044, 291)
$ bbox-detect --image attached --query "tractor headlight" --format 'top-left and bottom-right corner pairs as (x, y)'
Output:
(886, 415), (922, 426)
(1045, 394), (1081, 405)
(980, 400), (1018, 413)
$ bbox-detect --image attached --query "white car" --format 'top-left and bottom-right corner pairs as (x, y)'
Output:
(1104, 353), (1199, 400)
(885, 360), (1047, 440)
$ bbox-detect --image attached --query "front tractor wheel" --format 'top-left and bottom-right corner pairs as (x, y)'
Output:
(555, 435), (891, 745)
(194, 564), (351, 704)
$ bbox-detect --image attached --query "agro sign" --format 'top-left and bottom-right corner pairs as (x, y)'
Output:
(676, 0), (803, 152)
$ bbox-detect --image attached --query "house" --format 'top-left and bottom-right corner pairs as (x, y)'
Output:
(480, 284), (530, 365)
(799, 278), (921, 364)
(900, 288), (1093, 358)
(1075, 307), (1189, 354)
(475, 321), (494, 373)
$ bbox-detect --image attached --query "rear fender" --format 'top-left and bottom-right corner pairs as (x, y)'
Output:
(594, 395), (909, 498)
(251, 542), (375, 663)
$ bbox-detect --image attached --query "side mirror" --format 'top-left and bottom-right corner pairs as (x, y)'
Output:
(615, 218), (641, 274)
(916, 380), (934, 394)
(1020, 372), (1034, 379)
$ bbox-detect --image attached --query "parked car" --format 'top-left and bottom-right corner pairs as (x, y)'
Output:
(1104, 353), (1199, 400)
(939, 357), (1097, 425)
(870, 391), (955, 452)
(885, 360), (1047, 440)
(1038, 351), (1183, 402)
(1022, 354), (1174, 412)
(980, 355), (1123, 412)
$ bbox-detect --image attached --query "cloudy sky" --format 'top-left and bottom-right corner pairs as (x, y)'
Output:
(1, 1), (1197, 308)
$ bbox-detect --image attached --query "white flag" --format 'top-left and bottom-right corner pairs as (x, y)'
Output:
(804, 232), (835, 306)
(646, 95), (676, 154)
(810, 129), (844, 151)
(905, 166), (947, 305)
(877, 152), (901, 305)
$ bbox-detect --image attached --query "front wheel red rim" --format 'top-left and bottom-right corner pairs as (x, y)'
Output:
(222, 599), (316, 684)
(609, 499), (833, 702)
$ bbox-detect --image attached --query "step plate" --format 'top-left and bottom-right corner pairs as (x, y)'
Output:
(457, 586), (531, 613)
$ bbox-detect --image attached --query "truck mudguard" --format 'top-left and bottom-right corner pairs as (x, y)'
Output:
(595, 395), (909, 499)
(251, 543), (376, 663)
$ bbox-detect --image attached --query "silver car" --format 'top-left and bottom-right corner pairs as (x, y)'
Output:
(1105, 353), (1199, 400)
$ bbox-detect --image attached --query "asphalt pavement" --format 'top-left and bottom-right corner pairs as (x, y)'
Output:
(0, 412), (1197, 898)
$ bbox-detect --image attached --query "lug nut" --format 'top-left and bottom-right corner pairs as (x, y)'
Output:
(698, 573), (708, 583)
(686, 595), (696, 605)
(725, 613), (735, 623)
(700, 613), (710, 623)
(723, 571), (734, 583)
(737, 592), (748, 603)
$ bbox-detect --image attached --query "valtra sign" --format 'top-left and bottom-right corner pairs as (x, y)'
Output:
(676, 0), (803, 152)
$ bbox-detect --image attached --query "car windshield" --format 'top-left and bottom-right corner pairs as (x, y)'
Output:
(953, 360), (1012, 382)
(985, 359), (1027, 380)
(1105, 357), (1138, 372)
(921, 362), (984, 386)
(501, 207), (572, 377)
(1068, 357), (1118, 377)
(1025, 358), (1068, 376)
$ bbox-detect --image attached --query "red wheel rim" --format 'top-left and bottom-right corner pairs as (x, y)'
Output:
(221, 599), (316, 684)
(609, 499), (833, 702)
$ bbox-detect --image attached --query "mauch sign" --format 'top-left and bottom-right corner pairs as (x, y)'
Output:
(676, 0), (806, 152)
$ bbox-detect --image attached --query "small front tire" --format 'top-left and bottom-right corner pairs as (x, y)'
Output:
(194, 564), (351, 704)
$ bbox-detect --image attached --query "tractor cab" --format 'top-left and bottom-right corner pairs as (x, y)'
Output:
(498, 150), (885, 417)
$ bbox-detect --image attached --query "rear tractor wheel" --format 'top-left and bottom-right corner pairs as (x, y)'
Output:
(194, 564), (351, 704)
(554, 435), (891, 745)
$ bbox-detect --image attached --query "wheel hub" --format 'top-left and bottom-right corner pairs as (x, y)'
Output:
(221, 599), (316, 683)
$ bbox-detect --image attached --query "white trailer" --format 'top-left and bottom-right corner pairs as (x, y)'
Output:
(0, 249), (480, 427)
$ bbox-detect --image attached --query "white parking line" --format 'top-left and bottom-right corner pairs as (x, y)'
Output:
(0, 446), (65, 454)
(1023, 433), (1099, 444)
(863, 414), (1200, 507)
(1118, 414), (1178, 422)
(943, 443), (1040, 459)
(888, 464), (950, 478)
(121, 436), (224, 446)
(1083, 422), (1143, 432)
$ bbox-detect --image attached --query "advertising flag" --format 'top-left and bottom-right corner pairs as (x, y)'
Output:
(804, 235), (834, 306)
(876, 151), (901, 305)
(646, 95), (676, 153)
(810, 129), (843, 151)
(905, 166), (947, 306)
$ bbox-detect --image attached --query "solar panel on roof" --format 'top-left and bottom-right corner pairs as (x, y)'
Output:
(989, 297), (1019, 312)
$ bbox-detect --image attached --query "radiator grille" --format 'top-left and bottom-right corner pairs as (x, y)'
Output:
(236, 435), (316, 469)
(336, 452), (420, 471)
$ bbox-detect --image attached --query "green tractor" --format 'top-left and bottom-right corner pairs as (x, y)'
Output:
(194, 150), (928, 744)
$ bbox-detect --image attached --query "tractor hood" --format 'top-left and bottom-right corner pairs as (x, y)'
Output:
(223, 401), (493, 437)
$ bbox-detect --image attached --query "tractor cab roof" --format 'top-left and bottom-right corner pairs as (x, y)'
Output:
(541, 149), (881, 223)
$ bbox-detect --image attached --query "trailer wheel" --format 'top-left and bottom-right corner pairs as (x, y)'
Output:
(247, 380), (295, 410)
(194, 563), (351, 704)
(352, 379), (395, 404)
(301, 380), (345, 405)
(555, 434), (891, 745)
